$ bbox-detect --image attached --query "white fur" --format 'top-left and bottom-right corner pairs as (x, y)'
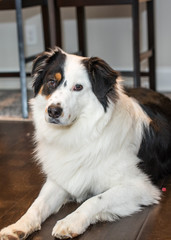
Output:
(0, 52), (161, 240)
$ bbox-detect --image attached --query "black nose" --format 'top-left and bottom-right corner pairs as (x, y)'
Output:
(48, 105), (63, 118)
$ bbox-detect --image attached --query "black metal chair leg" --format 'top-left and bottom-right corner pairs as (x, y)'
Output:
(54, 0), (62, 48)
(15, 0), (28, 118)
(76, 6), (87, 56)
(132, 0), (140, 88)
(147, 0), (156, 90)
(41, 0), (52, 49)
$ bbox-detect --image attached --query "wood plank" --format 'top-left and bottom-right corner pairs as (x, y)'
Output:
(0, 0), (47, 10)
(0, 72), (31, 77)
(140, 50), (153, 61)
(120, 70), (149, 77)
(139, 0), (152, 3)
(56, 0), (132, 7)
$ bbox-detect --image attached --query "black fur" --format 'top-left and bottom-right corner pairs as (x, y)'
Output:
(32, 48), (66, 96)
(126, 88), (171, 183)
(64, 81), (67, 87)
(83, 57), (118, 111)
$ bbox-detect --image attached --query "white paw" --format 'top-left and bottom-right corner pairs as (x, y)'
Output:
(0, 226), (27, 240)
(0, 222), (40, 240)
(52, 212), (89, 239)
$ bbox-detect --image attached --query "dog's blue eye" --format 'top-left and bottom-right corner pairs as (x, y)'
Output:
(73, 84), (83, 91)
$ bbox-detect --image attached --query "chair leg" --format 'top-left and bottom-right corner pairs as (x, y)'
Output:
(41, 0), (51, 49)
(132, 0), (141, 88)
(147, 0), (156, 90)
(15, 0), (28, 118)
(54, 1), (62, 48)
(76, 6), (87, 57)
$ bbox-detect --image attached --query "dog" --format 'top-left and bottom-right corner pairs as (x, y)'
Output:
(0, 47), (171, 240)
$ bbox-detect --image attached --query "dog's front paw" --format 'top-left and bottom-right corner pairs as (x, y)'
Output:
(0, 220), (41, 240)
(0, 226), (27, 240)
(52, 212), (89, 239)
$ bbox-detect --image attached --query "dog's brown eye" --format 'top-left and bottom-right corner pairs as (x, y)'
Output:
(48, 79), (57, 89)
(73, 84), (83, 91)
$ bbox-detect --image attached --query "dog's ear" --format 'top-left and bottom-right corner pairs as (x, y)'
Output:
(32, 47), (64, 96)
(32, 51), (50, 96)
(83, 57), (119, 111)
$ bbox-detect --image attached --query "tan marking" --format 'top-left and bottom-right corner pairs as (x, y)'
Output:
(70, 232), (79, 238)
(14, 231), (25, 239)
(59, 229), (78, 238)
(38, 86), (51, 99)
(45, 94), (52, 100)
(55, 72), (62, 82)
(60, 230), (68, 237)
(6, 235), (18, 240)
(38, 85), (44, 95)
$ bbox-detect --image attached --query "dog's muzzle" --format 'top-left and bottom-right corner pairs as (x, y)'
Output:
(47, 104), (63, 124)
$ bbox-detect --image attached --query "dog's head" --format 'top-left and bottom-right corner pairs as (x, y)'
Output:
(32, 47), (119, 126)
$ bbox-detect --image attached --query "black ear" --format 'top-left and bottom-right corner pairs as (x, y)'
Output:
(83, 57), (119, 111)
(32, 47), (62, 96)
(32, 51), (50, 96)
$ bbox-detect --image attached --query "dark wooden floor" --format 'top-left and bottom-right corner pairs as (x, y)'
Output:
(0, 120), (171, 240)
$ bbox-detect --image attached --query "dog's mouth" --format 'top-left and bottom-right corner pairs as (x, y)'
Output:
(46, 115), (77, 126)
(48, 118), (61, 125)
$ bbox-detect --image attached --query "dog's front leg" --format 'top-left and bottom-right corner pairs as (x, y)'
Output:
(52, 182), (160, 239)
(0, 178), (69, 240)
(52, 192), (109, 239)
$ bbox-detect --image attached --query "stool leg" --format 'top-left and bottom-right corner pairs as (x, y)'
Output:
(54, 1), (62, 48)
(76, 6), (87, 57)
(147, 0), (156, 90)
(15, 0), (28, 118)
(132, 0), (140, 88)
(41, 0), (51, 49)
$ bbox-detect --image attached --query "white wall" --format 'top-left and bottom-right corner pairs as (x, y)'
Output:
(0, 0), (170, 91)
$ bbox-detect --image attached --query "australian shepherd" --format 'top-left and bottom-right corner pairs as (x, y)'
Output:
(0, 47), (171, 239)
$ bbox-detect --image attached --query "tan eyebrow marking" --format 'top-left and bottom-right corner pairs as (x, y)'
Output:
(55, 72), (62, 82)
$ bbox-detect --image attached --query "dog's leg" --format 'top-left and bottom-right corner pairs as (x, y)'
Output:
(52, 181), (161, 239)
(0, 178), (68, 240)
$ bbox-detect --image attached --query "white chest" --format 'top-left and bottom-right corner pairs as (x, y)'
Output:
(36, 141), (122, 201)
